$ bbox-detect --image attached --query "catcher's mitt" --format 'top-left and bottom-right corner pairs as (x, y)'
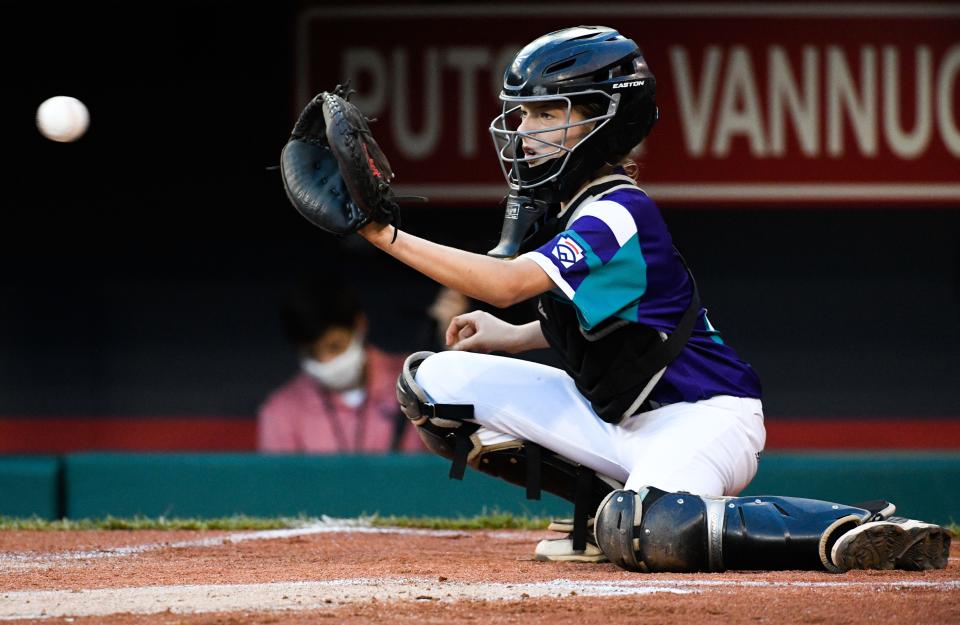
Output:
(280, 84), (401, 236)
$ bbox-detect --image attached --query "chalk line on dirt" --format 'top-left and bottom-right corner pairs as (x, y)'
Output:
(0, 578), (690, 619)
(0, 519), (467, 571)
(2, 577), (959, 620)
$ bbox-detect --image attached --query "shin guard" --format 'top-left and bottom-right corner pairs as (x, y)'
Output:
(595, 487), (873, 573)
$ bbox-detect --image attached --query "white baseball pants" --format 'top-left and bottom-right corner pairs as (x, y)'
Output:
(415, 350), (766, 496)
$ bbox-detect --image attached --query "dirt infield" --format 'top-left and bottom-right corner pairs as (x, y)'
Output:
(1, 522), (957, 624)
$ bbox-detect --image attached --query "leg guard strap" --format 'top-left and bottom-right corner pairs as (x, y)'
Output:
(397, 351), (475, 425)
(525, 442), (542, 500)
(448, 421), (481, 480)
(572, 465), (595, 552)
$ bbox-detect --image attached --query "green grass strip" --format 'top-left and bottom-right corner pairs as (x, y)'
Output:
(0, 512), (551, 531)
(369, 512), (550, 530)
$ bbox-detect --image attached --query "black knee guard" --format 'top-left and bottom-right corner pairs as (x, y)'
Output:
(595, 487), (873, 573)
(396, 351), (622, 551)
(396, 350), (480, 479)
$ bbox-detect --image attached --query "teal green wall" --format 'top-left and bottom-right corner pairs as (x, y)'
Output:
(63, 453), (570, 519)
(2, 452), (958, 524)
(0, 456), (61, 519)
(743, 452), (960, 524)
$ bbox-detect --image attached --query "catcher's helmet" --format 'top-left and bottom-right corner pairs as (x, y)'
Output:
(489, 26), (658, 203)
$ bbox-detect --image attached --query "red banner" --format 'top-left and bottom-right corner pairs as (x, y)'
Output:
(297, 5), (960, 204)
(3, 417), (960, 451)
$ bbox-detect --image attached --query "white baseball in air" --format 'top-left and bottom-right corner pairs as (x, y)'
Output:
(36, 96), (90, 142)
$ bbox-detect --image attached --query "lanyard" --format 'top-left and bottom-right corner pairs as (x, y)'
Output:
(318, 385), (371, 452)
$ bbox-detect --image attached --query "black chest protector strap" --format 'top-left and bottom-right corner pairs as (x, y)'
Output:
(561, 178), (631, 221)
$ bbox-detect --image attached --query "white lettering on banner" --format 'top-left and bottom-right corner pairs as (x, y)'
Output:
(341, 48), (387, 117)
(341, 45), (520, 159)
(670, 46), (722, 156)
(339, 43), (960, 162)
(445, 48), (491, 157)
(883, 46), (932, 159)
(769, 46), (818, 156)
(827, 46), (878, 157)
(671, 44), (959, 160)
(937, 45), (960, 157)
(392, 48), (441, 160)
(713, 46), (766, 156)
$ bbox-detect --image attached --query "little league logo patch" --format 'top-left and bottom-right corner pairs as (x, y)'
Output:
(551, 236), (585, 269)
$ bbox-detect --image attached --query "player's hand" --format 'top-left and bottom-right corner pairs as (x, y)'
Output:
(445, 310), (520, 353)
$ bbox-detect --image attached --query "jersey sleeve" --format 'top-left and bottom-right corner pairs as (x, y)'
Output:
(519, 199), (647, 330)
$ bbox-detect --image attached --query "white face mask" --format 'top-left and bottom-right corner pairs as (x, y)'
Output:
(301, 335), (366, 391)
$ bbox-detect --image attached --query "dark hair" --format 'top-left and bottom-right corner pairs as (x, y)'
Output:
(280, 274), (362, 347)
(573, 97), (608, 121)
(573, 98), (641, 182)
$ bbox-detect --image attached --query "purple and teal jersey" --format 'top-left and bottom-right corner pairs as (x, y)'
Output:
(520, 184), (762, 406)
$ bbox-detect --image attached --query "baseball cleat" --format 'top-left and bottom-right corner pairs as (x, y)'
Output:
(830, 517), (951, 571)
(545, 517), (593, 533)
(535, 517), (607, 563)
(534, 534), (608, 563)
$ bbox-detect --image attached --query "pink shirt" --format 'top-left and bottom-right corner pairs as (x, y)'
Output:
(257, 346), (424, 453)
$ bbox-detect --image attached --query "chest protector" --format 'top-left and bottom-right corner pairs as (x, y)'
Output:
(535, 177), (700, 424)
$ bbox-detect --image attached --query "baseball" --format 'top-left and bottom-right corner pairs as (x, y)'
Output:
(36, 96), (90, 142)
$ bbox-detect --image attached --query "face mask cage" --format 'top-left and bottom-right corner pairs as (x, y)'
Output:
(489, 90), (619, 192)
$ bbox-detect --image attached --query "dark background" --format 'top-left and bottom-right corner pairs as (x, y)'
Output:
(1, 1), (958, 420)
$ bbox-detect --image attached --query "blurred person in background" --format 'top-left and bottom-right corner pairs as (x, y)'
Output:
(422, 286), (472, 353)
(257, 274), (423, 453)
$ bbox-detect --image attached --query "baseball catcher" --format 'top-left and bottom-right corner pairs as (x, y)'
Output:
(281, 30), (951, 573)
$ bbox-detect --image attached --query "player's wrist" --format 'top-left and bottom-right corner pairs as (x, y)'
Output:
(510, 321), (546, 353)
(359, 221), (393, 246)
(504, 322), (530, 353)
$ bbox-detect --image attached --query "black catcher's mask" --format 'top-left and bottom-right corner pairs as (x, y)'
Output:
(487, 25), (658, 258)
